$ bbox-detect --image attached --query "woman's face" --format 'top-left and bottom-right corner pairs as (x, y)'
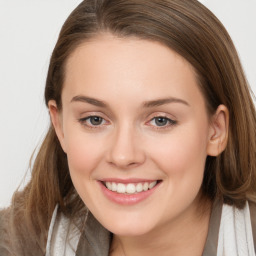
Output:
(50, 34), (224, 236)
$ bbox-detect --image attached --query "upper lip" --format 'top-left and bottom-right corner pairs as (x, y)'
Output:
(100, 178), (160, 184)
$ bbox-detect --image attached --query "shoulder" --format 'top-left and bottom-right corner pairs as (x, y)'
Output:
(0, 206), (46, 256)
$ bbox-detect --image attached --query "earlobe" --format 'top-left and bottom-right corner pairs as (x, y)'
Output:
(48, 100), (66, 153)
(207, 105), (229, 157)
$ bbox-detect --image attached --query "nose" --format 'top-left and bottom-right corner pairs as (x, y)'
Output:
(106, 124), (146, 169)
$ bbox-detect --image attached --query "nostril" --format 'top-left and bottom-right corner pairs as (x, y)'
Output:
(128, 162), (138, 166)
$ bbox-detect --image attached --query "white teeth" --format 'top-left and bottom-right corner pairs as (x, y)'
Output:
(126, 184), (136, 194)
(104, 181), (158, 194)
(117, 183), (126, 193)
(149, 181), (157, 189)
(136, 183), (143, 192)
(112, 182), (117, 192)
(106, 182), (112, 190)
(143, 182), (149, 191)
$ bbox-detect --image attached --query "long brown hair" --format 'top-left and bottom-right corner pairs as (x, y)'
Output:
(2, 0), (256, 254)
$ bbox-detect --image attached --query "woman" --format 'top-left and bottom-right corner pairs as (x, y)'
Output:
(1, 0), (256, 255)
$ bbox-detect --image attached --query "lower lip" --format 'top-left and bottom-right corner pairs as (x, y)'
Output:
(98, 181), (160, 205)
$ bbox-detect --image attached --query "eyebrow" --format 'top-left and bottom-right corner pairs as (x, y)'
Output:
(71, 95), (189, 108)
(71, 95), (108, 107)
(142, 97), (189, 108)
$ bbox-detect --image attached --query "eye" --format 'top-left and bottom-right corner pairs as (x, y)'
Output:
(88, 116), (104, 126)
(79, 115), (108, 127)
(148, 116), (177, 127)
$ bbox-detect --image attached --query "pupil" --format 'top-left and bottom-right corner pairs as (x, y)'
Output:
(91, 116), (102, 125)
(155, 117), (167, 126)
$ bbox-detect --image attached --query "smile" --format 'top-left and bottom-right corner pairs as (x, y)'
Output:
(103, 181), (157, 194)
(99, 179), (162, 205)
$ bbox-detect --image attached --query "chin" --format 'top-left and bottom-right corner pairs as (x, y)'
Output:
(102, 218), (156, 237)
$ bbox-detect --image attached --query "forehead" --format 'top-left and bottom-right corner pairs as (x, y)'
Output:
(65, 33), (194, 78)
(62, 33), (205, 109)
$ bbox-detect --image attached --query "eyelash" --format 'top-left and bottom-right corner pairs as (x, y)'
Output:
(147, 116), (177, 129)
(78, 115), (108, 129)
(78, 115), (177, 130)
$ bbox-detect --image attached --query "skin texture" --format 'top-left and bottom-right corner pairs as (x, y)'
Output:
(49, 33), (229, 256)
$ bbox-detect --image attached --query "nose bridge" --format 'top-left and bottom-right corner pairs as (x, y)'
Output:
(107, 121), (145, 168)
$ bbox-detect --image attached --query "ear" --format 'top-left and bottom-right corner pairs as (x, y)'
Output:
(207, 104), (229, 157)
(48, 100), (67, 153)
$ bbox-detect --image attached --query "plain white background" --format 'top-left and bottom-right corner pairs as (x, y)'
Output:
(0, 0), (255, 208)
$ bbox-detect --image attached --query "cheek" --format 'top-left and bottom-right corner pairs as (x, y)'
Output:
(64, 127), (104, 178)
(150, 123), (209, 179)
(64, 132), (106, 205)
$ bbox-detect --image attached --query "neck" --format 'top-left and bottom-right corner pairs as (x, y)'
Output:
(110, 198), (212, 256)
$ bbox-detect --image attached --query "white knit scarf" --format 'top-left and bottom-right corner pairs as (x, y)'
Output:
(45, 206), (80, 256)
(217, 201), (255, 256)
(46, 202), (255, 256)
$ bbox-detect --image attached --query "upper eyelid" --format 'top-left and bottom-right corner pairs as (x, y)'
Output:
(146, 112), (177, 121)
(79, 111), (109, 120)
(150, 116), (174, 121)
